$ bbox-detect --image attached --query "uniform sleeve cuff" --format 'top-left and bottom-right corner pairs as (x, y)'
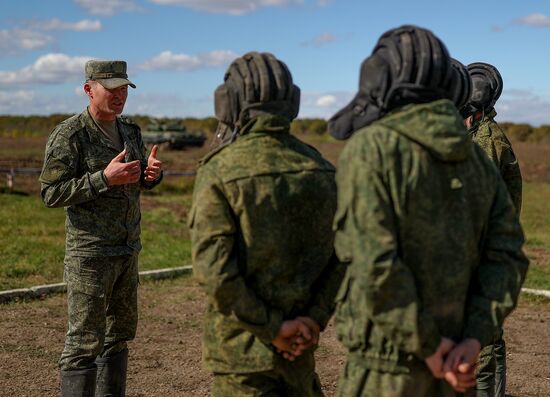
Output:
(90, 170), (109, 194)
(416, 312), (442, 359)
(257, 308), (284, 345)
(307, 307), (331, 331)
(463, 318), (495, 348)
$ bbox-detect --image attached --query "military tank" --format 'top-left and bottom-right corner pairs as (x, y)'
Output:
(142, 120), (206, 150)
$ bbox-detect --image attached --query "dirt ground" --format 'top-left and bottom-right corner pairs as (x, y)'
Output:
(0, 276), (548, 397)
(1, 137), (550, 396)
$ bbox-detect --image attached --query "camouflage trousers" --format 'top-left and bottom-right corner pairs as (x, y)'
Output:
(59, 254), (139, 371)
(337, 352), (476, 397)
(475, 329), (506, 397)
(211, 351), (324, 397)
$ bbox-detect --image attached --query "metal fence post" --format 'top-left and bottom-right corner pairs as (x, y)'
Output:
(7, 168), (15, 193)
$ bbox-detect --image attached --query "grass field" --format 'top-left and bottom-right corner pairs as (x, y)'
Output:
(0, 177), (195, 290)
(0, 137), (549, 291)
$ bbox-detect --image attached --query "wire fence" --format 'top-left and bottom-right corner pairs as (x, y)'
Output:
(0, 167), (196, 193)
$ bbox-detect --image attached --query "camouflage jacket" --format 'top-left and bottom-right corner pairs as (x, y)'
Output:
(40, 108), (161, 257)
(469, 109), (522, 213)
(189, 115), (344, 373)
(333, 99), (528, 373)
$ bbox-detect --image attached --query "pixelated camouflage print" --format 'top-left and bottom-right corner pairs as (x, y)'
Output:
(59, 254), (138, 370)
(39, 109), (160, 256)
(470, 109), (522, 213)
(189, 114), (344, 373)
(212, 351), (324, 397)
(475, 330), (506, 397)
(337, 351), (472, 397)
(333, 100), (528, 376)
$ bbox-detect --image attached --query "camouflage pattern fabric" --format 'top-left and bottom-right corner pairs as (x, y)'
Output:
(333, 99), (528, 395)
(211, 351), (323, 397)
(40, 108), (161, 256)
(469, 109), (522, 213)
(470, 111), (518, 397)
(59, 254), (138, 370)
(337, 351), (475, 397)
(189, 114), (344, 374)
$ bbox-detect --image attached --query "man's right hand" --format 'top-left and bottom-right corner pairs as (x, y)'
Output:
(442, 338), (481, 392)
(424, 337), (456, 379)
(103, 148), (142, 186)
(272, 319), (313, 361)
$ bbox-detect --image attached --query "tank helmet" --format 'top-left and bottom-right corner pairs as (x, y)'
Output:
(449, 58), (472, 110)
(329, 25), (455, 140)
(213, 51), (300, 141)
(371, 25), (454, 110)
(460, 62), (503, 118)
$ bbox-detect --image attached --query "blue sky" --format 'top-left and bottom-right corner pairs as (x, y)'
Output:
(1, 0), (550, 124)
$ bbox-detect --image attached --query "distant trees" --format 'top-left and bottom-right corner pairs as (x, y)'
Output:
(500, 123), (550, 143)
(290, 118), (327, 135)
(1, 114), (550, 142)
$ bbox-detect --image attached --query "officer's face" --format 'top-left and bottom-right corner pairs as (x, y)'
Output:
(85, 82), (128, 121)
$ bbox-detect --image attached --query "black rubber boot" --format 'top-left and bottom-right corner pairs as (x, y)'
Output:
(95, 348), (128, 397)
(60, 367), (97, 397)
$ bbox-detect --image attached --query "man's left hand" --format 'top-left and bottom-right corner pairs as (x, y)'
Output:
(145, 144), (162, 181)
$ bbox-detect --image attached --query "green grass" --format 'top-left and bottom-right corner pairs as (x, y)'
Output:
(519, 182), (550, 290)
(521, 182), (550, 247)
(0, 186), (193, 290)
(1, 180), (550, 293)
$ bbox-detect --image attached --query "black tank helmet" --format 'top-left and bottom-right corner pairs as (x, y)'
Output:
(449, 58), (472, 111)
(213, 51), (300, 144)
(460, 62), (503, 118)
(329, 25), (457, 140)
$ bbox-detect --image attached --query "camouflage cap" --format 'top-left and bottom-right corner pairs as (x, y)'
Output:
(85, 60), (136, 89)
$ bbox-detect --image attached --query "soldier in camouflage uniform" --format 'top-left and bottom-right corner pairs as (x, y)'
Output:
(460, 62), (522, 397)
(189, 51), (344, 396)
(39, 60), (163, 397)
(328, 26), (528, 397)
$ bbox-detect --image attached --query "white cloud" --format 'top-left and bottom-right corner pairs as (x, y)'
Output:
(74, 0), (141, 16)
(299, 91), (353, 118)
(140, 50), (238, 71)
(0, 89), (88, 115)
(316, 95), (336, 107)
(38, 19), (102, 32)
(0, 88), (212, 117)
(148, 0), (303, 16)
(301, 32), (336, 48)
(516, 13), (550, 27)
(0, 53), (91, 88)
(0, 28), (54, 55)
(0, 19), (101, 56)
(498, 89), (550, 126)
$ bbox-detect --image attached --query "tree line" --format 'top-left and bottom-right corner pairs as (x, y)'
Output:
(0, 114), (549, 142)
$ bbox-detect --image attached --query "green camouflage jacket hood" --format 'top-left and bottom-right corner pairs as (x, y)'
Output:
(377, 99), (471, 162)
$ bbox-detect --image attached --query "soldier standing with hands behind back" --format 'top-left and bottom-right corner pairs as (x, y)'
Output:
(460, 62), (522, 397)
(189, 51), (344, 396)
(39, 60), (162, 397)
(328, 26), (528, 397)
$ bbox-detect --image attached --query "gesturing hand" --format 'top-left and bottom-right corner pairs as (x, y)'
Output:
(424, 337), (456, 379)
(145, 144), (162, 181)
(103, 148), (141, 186)
(443, 338), (481, 392)
(272, 320), (313, 362)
